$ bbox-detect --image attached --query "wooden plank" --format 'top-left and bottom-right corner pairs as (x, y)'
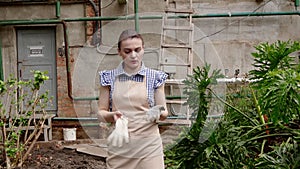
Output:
(165, 8), (194, 14)
(160, 62), (191, 67)
(166, 100), (187, 104)
(5, 125), (50, 131)
(6, 114), (55, 141)
(165, 79), (185, 85)
(161, 43), (192, 49)
(65, 143), (108, 158)
(159, 119), (191, 125)
(163, 25), (193, 31)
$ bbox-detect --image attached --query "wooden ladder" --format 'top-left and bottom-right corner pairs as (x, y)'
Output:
(160, 0), (194, 126)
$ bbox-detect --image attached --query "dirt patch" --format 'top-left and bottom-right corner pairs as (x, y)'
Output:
(22, 143), (107, 169)
(1, 124), (184, 169)
(1, 140), (107, 169)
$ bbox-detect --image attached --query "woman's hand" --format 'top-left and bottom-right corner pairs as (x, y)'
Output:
(159, 110), (168, 121)
(112, 111), (123, 122)
(98, 110), (123, 123)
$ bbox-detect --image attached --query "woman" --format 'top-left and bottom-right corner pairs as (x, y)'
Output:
(98, 29), (169, 169)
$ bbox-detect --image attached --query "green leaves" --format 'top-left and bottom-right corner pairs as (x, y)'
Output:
(165, 40), (300, 169)
(250, 40), (300, 124)
(250, 40), (300, 80)
(256, 138), (300, 169)
(258, 69), (300, 123)
(165, 64), (225, 168)
(32, 70), (49, 90)
(0, 80), (6, 94)
(0, 70), (50, 168)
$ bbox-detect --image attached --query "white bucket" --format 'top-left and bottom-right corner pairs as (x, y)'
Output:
(63, 128), (77, 141)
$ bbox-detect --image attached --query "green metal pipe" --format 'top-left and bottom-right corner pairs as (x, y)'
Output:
(296, 0), (300, 8)
(73, 97), (99, 101)
(0, 19), (62, 25)
(65, 15), (135, 22)
(56, 1), (61, 18)
(53, 117), (98, 121)
(191, 11), (300, 18)
(1, 11), (300, 25)
(166, 96), (187, 100)
(0, 38), (3, 81)
(134, 0), (139, 32)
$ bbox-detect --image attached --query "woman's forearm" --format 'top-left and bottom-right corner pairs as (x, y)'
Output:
(97, 110), (115, 123)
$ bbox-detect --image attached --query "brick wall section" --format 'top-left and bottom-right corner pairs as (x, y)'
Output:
(86, 0), (100, 46)
(56, 1), (99, 117)
(56, 52), (77, 117)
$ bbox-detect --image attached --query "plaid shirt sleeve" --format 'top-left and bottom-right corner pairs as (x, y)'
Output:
(146, 68), (168, 107)
(153, 70), (168, 89)
(99, 70), (112, 86)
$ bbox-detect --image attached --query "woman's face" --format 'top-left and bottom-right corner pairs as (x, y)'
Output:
(118, 37), (144, 73)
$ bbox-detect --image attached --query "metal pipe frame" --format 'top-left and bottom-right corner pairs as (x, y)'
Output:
(1, 11), (300, 25)
(0, 3), (299, 102)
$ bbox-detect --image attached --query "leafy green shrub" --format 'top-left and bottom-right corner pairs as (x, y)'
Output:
(0, 70), (50, 169)
(164, 40), (300, 169)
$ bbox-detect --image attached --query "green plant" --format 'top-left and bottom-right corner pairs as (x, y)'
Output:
(256, 137), (300, 169)
(164, 64), (224, 168)
(250, 40), (300, 80)
(0, 70), (50, 169)
(165, 40), (300, 169)
(250, 40), (300, 123)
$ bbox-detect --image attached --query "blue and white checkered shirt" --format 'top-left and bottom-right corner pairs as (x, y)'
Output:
(99, 62), (168, 108)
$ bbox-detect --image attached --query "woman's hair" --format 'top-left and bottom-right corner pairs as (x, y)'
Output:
(118, 29), (144, 49)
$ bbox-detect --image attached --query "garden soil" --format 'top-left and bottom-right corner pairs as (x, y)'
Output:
(21, 141), (107, 169)
(3, 125), (183, 169)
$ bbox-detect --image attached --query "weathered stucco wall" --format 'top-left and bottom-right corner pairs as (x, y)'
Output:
(0, 3), (86, 117)
(1, 0), (300, 120)
(100, 0), (300, 77)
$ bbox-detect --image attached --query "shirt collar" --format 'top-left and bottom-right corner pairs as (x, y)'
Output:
(115, 61), (146, 77)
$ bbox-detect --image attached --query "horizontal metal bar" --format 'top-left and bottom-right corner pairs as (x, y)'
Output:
(53, 117), (98, 121)
(1, 11), (300, 25)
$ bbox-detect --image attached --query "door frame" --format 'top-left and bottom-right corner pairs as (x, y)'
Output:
(16, 26), (58, 112)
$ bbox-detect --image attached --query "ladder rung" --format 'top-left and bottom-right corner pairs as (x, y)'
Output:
(163, 25), (193, 31)
(165, 8), (194, 14)
(165, 79), (185, 85)
(166, 95), (188, 100)
(161, 62), (191, 67)
(158, 119), (191, 125)
(166, 100), (187, 104)
(161, 43), (191, 49)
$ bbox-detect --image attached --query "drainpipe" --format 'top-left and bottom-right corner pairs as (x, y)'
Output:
(134, 0), (139, 32)
(62, 21), (96, 101)
(0, 38), (3, 80)
(88, 0), (100, 45)
(296, 0), (299, 10)
(98, 0), (102, 44)
(56, 1), (61, 18)
(61, 21), (73, 100)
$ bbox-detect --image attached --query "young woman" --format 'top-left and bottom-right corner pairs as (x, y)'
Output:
(98, 29), (168, 169)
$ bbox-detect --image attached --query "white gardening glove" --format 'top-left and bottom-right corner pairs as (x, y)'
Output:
(107, 116), (129, 147)
(146, 105), (165, 122)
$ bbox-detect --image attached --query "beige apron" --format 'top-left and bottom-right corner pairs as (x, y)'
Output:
(106, 76), (164, 169)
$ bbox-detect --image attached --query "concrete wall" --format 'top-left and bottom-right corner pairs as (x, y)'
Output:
(191, 0), (300, 76)
(98, 0), (300, 78)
